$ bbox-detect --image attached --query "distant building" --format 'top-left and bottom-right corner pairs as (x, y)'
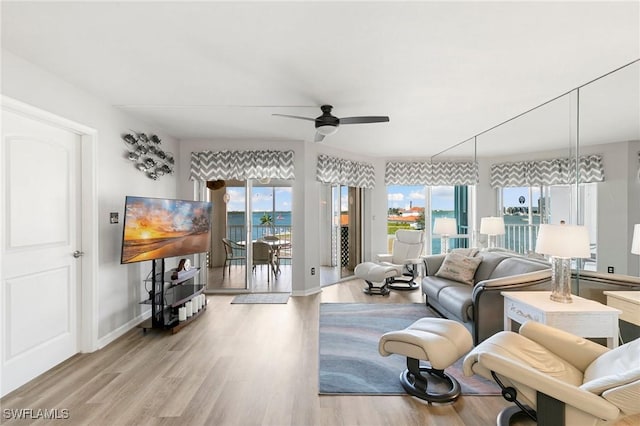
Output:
(388, 206), (425, 228)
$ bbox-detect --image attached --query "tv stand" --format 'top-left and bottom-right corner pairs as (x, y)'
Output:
(138, 258), (206, 334)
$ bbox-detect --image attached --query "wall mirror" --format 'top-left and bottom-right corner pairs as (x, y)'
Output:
(432, 60), (639, 275)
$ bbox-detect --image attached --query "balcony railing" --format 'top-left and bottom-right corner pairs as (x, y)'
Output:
(503, 223), (539, 254)
(227, 225), (292, 262)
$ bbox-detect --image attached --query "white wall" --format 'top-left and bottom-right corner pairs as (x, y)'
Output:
(1, 50), (179, 345)
(177, 139), (385, 294)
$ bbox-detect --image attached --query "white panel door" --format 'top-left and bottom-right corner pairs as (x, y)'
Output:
(1, 109), (81, 396)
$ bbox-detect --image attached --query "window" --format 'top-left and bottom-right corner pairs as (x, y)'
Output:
(387, 185), (469, 254)
(500, 183), (597, 269)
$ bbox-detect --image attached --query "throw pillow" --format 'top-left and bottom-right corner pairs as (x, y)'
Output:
(435, 252), (482, 285)
(451, 247), (480, 257)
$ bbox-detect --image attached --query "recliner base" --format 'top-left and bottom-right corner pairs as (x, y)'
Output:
(400, 357), (461, 403)
(362, 279), (390, 296)
(387, 278), (419, 291)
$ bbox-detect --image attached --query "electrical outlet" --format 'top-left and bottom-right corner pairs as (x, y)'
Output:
(311, 267), (316, 275)
(607, 266), (614, 273)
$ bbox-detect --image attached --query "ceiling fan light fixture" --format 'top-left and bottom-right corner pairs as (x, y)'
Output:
(317, 124), (338, 136)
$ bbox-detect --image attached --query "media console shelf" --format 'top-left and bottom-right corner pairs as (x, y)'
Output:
(138, 258), (207, 334)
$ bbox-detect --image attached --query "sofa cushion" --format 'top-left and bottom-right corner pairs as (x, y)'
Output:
(489, 257), (549, 279)
(437, 285), (474, 322)
(473, 252), (510, 282)
(422, 276), (462, 300)
(435, 252), (482, 285)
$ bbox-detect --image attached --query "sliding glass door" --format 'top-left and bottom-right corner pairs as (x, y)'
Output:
(206, 179), (293, 293)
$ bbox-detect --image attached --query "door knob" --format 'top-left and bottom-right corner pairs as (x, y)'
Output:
(73, 250), (84, 258)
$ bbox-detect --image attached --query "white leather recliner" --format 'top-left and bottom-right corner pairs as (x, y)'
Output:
(355, 229), (424, 295)
(463, 321), (640, 426)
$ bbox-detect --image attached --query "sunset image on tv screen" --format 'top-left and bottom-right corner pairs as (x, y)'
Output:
(121, 196), (212, 263)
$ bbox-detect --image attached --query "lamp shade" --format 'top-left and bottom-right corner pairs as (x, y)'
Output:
(535, 224), (591, 258)
(480, 217), (505, 236)
(433, 218), (457, 235)
(632, 224), (640, 255)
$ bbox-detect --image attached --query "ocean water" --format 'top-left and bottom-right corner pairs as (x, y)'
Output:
(227, 210), (537, 254)
(228, 211), (292, 240)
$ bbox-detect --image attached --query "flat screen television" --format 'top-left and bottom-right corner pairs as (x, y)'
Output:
(121, 196), (213, 264)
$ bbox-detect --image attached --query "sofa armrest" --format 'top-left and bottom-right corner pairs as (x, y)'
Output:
(471, 269), (552, 344)
(422, 254), (446, 276)
(573, 270), (640, 287)
(472, 269), (551, 299)
(520, 321), (609, 372)
(571, 270), (640, 306)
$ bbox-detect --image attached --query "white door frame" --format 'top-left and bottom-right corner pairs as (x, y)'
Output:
(0, 96), (99, 355)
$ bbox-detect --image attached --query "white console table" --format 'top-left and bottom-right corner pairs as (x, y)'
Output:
(604, 291), (640, 326)
(502, 291), (621, 348)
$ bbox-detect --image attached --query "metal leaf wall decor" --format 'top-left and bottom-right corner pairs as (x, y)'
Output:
(123, 132), (175, 180)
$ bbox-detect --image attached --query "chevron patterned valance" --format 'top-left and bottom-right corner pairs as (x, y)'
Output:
(385, 161), (479, 186)
(189, 150), (295, 181)
(490, 154), (605, 188)
(316, 154), (376, 189)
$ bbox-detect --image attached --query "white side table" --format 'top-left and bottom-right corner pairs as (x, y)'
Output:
(501, 291), (621, 348)
(603, 291), (640, 326)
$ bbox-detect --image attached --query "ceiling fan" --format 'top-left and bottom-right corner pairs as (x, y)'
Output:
(273, 105), (390, 142)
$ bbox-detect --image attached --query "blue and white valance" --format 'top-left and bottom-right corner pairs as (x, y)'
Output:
(385, 161), (478, 186)
(316, 154), (376, 189)
(490, 154), (605, 188)
(190, 150), (295, 181)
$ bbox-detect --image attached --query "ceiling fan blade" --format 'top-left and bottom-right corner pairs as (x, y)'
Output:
(314, 132), (326, 143)
(272, 113), (316, 122)
(339, 116), (390, 125)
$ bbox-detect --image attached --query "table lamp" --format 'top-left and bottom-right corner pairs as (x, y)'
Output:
(433, 218), (457, 254)
(632, 224), (640, 255)
(633, 224), (640, 277)
(535, 223), (590, 303)
(480, 217), (505, 248)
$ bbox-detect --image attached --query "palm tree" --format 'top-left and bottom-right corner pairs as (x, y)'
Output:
(260, 213), (274, 227)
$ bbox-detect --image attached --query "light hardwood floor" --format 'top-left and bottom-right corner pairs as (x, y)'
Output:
(1, 280), (637, 425)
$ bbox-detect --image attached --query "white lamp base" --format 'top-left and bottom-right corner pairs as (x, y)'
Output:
(441, 236), (450, 254)
(550, 257), (572, 303)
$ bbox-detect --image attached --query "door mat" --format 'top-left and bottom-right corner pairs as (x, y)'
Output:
(231, 293), (290, 304)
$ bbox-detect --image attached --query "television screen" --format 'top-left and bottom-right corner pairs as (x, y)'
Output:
(121, 196), (212, 264)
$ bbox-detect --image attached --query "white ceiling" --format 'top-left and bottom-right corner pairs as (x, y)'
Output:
(2, 1), (639, 158)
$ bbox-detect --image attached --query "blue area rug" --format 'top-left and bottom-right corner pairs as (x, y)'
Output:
(319, 303), (499, 395)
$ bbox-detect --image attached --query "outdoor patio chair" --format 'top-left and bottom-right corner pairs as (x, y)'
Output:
(222, 238), (246, 277)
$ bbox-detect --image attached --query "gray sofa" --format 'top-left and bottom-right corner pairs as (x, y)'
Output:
(422, 250), (552, 344)
(422, 250), (640, 344)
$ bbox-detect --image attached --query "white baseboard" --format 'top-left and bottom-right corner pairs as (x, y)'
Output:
(96, 310), (151, 350)
(292, 286), (321, 297)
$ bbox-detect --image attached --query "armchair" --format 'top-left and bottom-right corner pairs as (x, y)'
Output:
(463, 321), (640, 426)
(355, 229), (424, 295)
(377, 229), (425, 290)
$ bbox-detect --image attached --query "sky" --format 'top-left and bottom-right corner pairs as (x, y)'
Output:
(503, 187), (541, 208)
(387, 185), (454, 211)
(225, 186), (292, 212)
